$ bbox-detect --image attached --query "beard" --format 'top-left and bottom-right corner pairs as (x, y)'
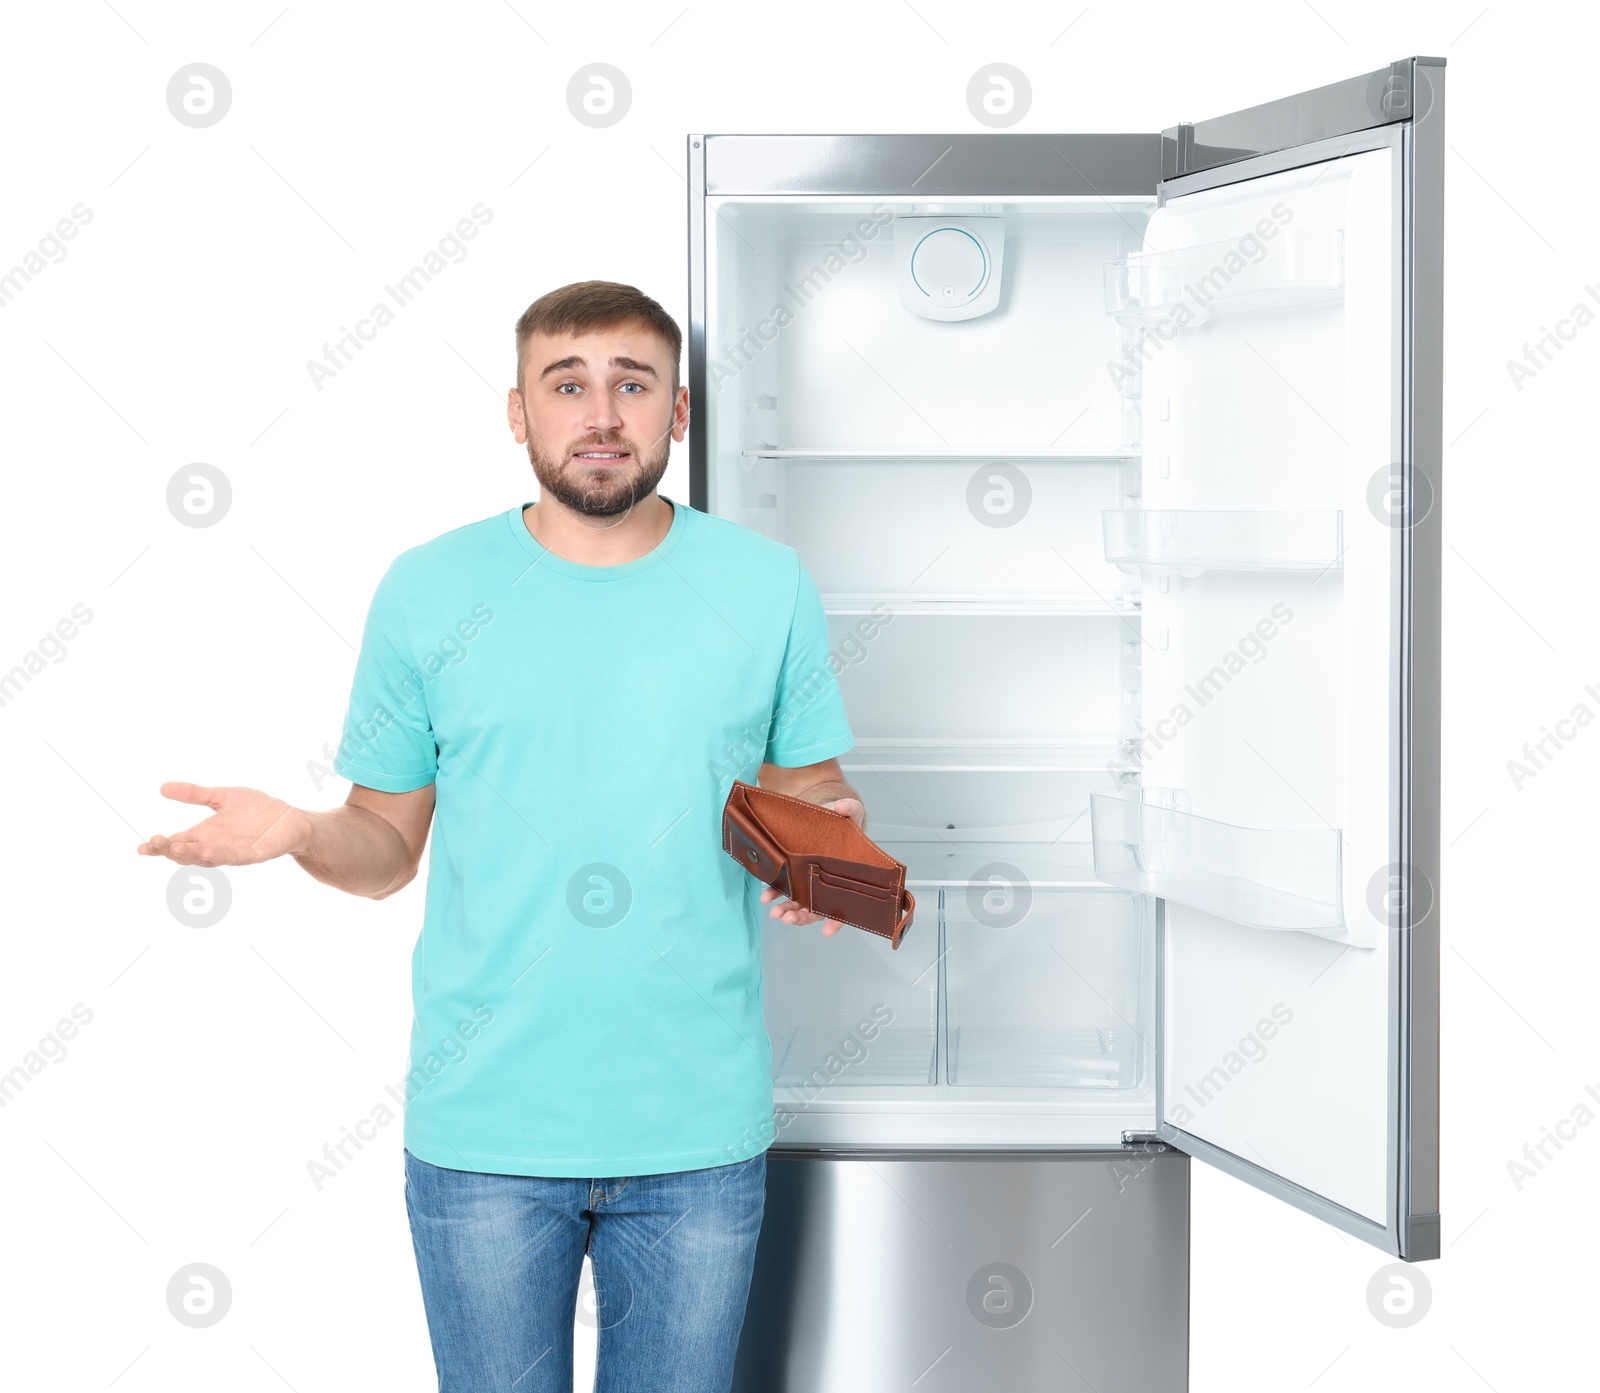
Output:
(524, 421), (672, 519)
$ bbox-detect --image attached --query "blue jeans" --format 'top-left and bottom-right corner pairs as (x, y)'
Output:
(403, 1147), (766, 1393)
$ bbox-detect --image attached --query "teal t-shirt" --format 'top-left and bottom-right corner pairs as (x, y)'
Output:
(333, 495), (854, 1177)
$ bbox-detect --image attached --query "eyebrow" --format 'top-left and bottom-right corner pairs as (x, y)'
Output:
(538, 354), (659, 382)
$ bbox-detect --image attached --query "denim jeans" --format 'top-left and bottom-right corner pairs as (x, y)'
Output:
(403, 1147), (766, 1393)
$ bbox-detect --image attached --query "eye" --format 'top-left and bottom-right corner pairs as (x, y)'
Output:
(619, 381), (646, 394)
(556, 381), (582, 394)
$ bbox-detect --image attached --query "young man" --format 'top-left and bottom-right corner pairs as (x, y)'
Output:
(136, 281), (864, 1392)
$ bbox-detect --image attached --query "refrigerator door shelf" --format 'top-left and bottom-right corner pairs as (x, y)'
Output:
(1103, 508), (1343, 576)
(1103, 228), (1344, 325)
(1089, 789), (1362, 943)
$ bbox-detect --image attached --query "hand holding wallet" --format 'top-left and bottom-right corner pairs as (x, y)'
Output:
(721, 779), (915, 949)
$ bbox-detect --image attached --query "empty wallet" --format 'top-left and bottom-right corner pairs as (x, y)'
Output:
(721, 779), (915, 949)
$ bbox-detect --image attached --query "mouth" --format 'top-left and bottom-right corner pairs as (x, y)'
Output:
(572, 448), (632, 466)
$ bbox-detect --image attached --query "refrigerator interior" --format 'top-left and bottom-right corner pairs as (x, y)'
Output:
(707, 161), (1404, 1172)
(707, 196), (1162, 1146)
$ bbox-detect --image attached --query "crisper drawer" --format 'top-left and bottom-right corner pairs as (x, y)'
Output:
(944, 886), (1150, 1089)
(762, 898), (939, 1088)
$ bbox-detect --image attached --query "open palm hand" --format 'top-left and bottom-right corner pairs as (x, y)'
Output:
(137, 782), (310, 867)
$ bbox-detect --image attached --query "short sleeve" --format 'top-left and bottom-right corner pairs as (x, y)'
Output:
(763, 559), (855, 767)
(333, 560), (439, 792)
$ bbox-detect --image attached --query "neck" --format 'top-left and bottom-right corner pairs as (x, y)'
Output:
(522, 492), (673, 567)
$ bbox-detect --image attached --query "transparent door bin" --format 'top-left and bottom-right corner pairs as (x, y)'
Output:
(944, 887), (1148, 1089)
(1090, 789), (1354, 941)
(762, 900), (939, 1087)
(1103, 228), (1344, 325)
(1102, 509), (1343, 576)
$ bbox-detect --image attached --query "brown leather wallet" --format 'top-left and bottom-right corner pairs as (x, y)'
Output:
(721, 779), (915, 949)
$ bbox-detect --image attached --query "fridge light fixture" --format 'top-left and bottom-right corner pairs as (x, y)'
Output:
(894, 204), (1006, 320)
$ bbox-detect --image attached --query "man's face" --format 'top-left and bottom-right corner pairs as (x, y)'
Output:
(507, 322), (688, 519)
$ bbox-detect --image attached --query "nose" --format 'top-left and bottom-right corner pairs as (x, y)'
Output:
(583, 395), (623, 435)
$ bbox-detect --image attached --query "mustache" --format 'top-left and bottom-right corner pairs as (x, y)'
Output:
(566, 415), (680, 458)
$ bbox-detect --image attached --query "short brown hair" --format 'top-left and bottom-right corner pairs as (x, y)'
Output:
(514, 281), (682, 396)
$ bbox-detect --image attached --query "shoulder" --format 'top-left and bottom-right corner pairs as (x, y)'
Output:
(682, 505), (802, 588)
(381, 508), (516, 586)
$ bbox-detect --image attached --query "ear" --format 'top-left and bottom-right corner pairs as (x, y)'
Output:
(670, 384), (690, 443)
(507, 387), (528, 444)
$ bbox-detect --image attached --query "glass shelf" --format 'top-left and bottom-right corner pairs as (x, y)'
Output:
(842, 738), (1138, 774)
(1089, 789), (1346, 938)
(741, 447), (1140, 461)
(846, 766), (1134, 855)
(1102, 509), (1343, 576)
(1103, 229), (1344, 325)
(822, 592), (1138, 617)
(879, 837), (1110, 891)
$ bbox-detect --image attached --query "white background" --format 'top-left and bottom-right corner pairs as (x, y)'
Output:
(0, 2), (1591, 1389)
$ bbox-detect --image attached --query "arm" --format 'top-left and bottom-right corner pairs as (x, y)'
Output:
(137, 780), (435, 901)
(755, 756), (866, 938)
(296, 783), (436, 899)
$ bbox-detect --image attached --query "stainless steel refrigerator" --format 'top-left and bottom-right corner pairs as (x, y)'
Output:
(687, 56), (1443, 1392)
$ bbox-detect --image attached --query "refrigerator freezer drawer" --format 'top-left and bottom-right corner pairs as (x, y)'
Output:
(732, 1150), (1189, 1393)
